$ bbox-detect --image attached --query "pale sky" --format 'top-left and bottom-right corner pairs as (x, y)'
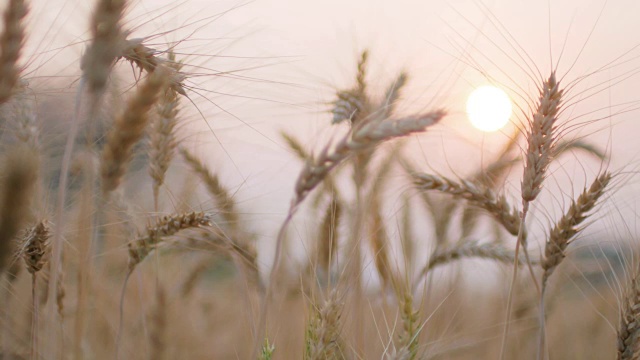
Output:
(24, 0), (640, 266)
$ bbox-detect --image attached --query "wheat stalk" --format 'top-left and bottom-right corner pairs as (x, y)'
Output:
(55, 262), (65, 319)
(417, 241), (531, 280)
(149, 285), (167, 360)
(414, 240), (534, 290)
(400, 194), (414, 275)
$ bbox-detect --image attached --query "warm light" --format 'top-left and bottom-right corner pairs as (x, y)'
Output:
(466, 86), (512, 132)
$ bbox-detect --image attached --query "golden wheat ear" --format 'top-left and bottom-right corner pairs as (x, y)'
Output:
(541, 172), (612, 287)
(100, 67), (168, 195)
(180, 147), (239, 229)
(521, 72), (563, 205)
(413, 173), (521, 236)
(618, 264), (640, 360)
(127, 211), (213, 272)
(149, 53), (182, 210)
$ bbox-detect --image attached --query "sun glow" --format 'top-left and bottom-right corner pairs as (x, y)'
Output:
(466, 86), (512, 132)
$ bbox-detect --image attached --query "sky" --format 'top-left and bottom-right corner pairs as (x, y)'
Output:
(23, 0), (640, 267)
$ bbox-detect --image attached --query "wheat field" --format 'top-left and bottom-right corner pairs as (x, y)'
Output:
(0, 0), (639, 359)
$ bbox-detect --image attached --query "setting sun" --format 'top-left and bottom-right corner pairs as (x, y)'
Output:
(466, 85), (512, 132)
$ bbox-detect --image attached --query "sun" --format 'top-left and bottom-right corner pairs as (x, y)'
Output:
(466, 86), (512, 132)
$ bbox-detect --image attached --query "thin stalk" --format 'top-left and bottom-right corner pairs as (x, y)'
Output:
(31, 273), (38, 360)
(253, 209), (295, 358)
(500, 202), (529, 360)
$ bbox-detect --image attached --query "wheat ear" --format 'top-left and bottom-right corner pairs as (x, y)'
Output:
(127, 212), (213, 271)
(259, 337), (276, 360)
(536, 172), (611, 358)
(521, 72), (563, 204)
(413, 173), (521, 236)
(21, 221), (50, 275)
(149, 53), (182, 210)
(382, 72), (408, 115)
(0, 0), (28, 104)
(281, 130), (310, 160)
(118, 38), (186, 95)
(501, 73), (563, 360)
(390, 280), (420, 360)
(21, 221), (49, 360)
(295, 111), (444, 204)
(332, 50), (369, 125)
(117, 212), (213, 358)
(180, 148), (239, 229)
(400, 194), (415, 275)
(81, 0), (127, 95)
(618, 267), (640, 360)
(541, 172), (611, 286)
(306, 289), (345, 360)
(101, 67), (167, 194)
